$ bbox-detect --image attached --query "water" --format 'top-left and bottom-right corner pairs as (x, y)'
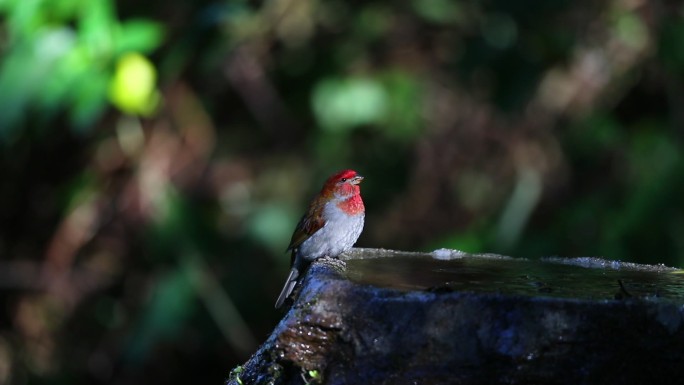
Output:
(344, 251), (684, 302)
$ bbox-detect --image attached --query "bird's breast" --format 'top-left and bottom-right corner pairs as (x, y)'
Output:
(297, 203), (364, 261)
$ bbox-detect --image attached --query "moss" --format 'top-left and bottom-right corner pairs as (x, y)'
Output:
(228, 365), (244, 385)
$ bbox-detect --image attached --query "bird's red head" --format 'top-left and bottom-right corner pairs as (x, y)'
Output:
(321, 169), (364, 198)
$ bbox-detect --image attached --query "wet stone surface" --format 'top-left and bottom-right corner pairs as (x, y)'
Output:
(228, 248), (684, 385)
(344, 249), (684, 301)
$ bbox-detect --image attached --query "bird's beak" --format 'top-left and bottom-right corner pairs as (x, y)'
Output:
(351, 175), (364, 185)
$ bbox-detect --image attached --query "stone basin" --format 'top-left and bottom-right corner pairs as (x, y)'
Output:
(227, 248), (684, 385)
(344, 248), (684, 301)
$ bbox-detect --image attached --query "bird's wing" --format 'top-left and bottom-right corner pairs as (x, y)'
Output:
(286, 201), (326, 253)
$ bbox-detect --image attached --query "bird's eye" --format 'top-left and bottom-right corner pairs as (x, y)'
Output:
(340, 178), (347, 182)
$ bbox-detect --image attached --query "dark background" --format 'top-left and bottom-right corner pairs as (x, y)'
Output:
(1, 0), (684, 384)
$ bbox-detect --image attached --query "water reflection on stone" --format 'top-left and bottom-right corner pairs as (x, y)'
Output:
(344, 249), (684, 301)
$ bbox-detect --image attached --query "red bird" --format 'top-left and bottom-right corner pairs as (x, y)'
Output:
(275, 170), (365, 308)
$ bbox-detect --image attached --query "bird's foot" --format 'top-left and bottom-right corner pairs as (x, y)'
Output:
(316, 255), (347, 271)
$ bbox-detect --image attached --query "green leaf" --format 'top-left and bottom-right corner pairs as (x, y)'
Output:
(380, 71), (422, 140)
(312, 77), (388, 132)
(613, 10), (648, 50)
(247, 204), (298, 256)
(70, 70), (109, 131)
(79, 0), (116, 58)
(0, 28), (74, 138)
(412, 0), (462, 24)
(115, 19), (165, 55)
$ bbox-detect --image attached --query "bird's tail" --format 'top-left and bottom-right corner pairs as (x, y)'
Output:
(275, 266), (300, 309)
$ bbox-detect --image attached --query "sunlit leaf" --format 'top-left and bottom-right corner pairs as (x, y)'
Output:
(108, 52), (160, 116)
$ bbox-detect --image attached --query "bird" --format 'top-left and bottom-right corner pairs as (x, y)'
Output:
(275, 169), (365, 308)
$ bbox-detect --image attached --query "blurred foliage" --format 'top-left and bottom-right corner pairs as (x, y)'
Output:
(0, 0), (162, 136)
(1, 0), (684, 384)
